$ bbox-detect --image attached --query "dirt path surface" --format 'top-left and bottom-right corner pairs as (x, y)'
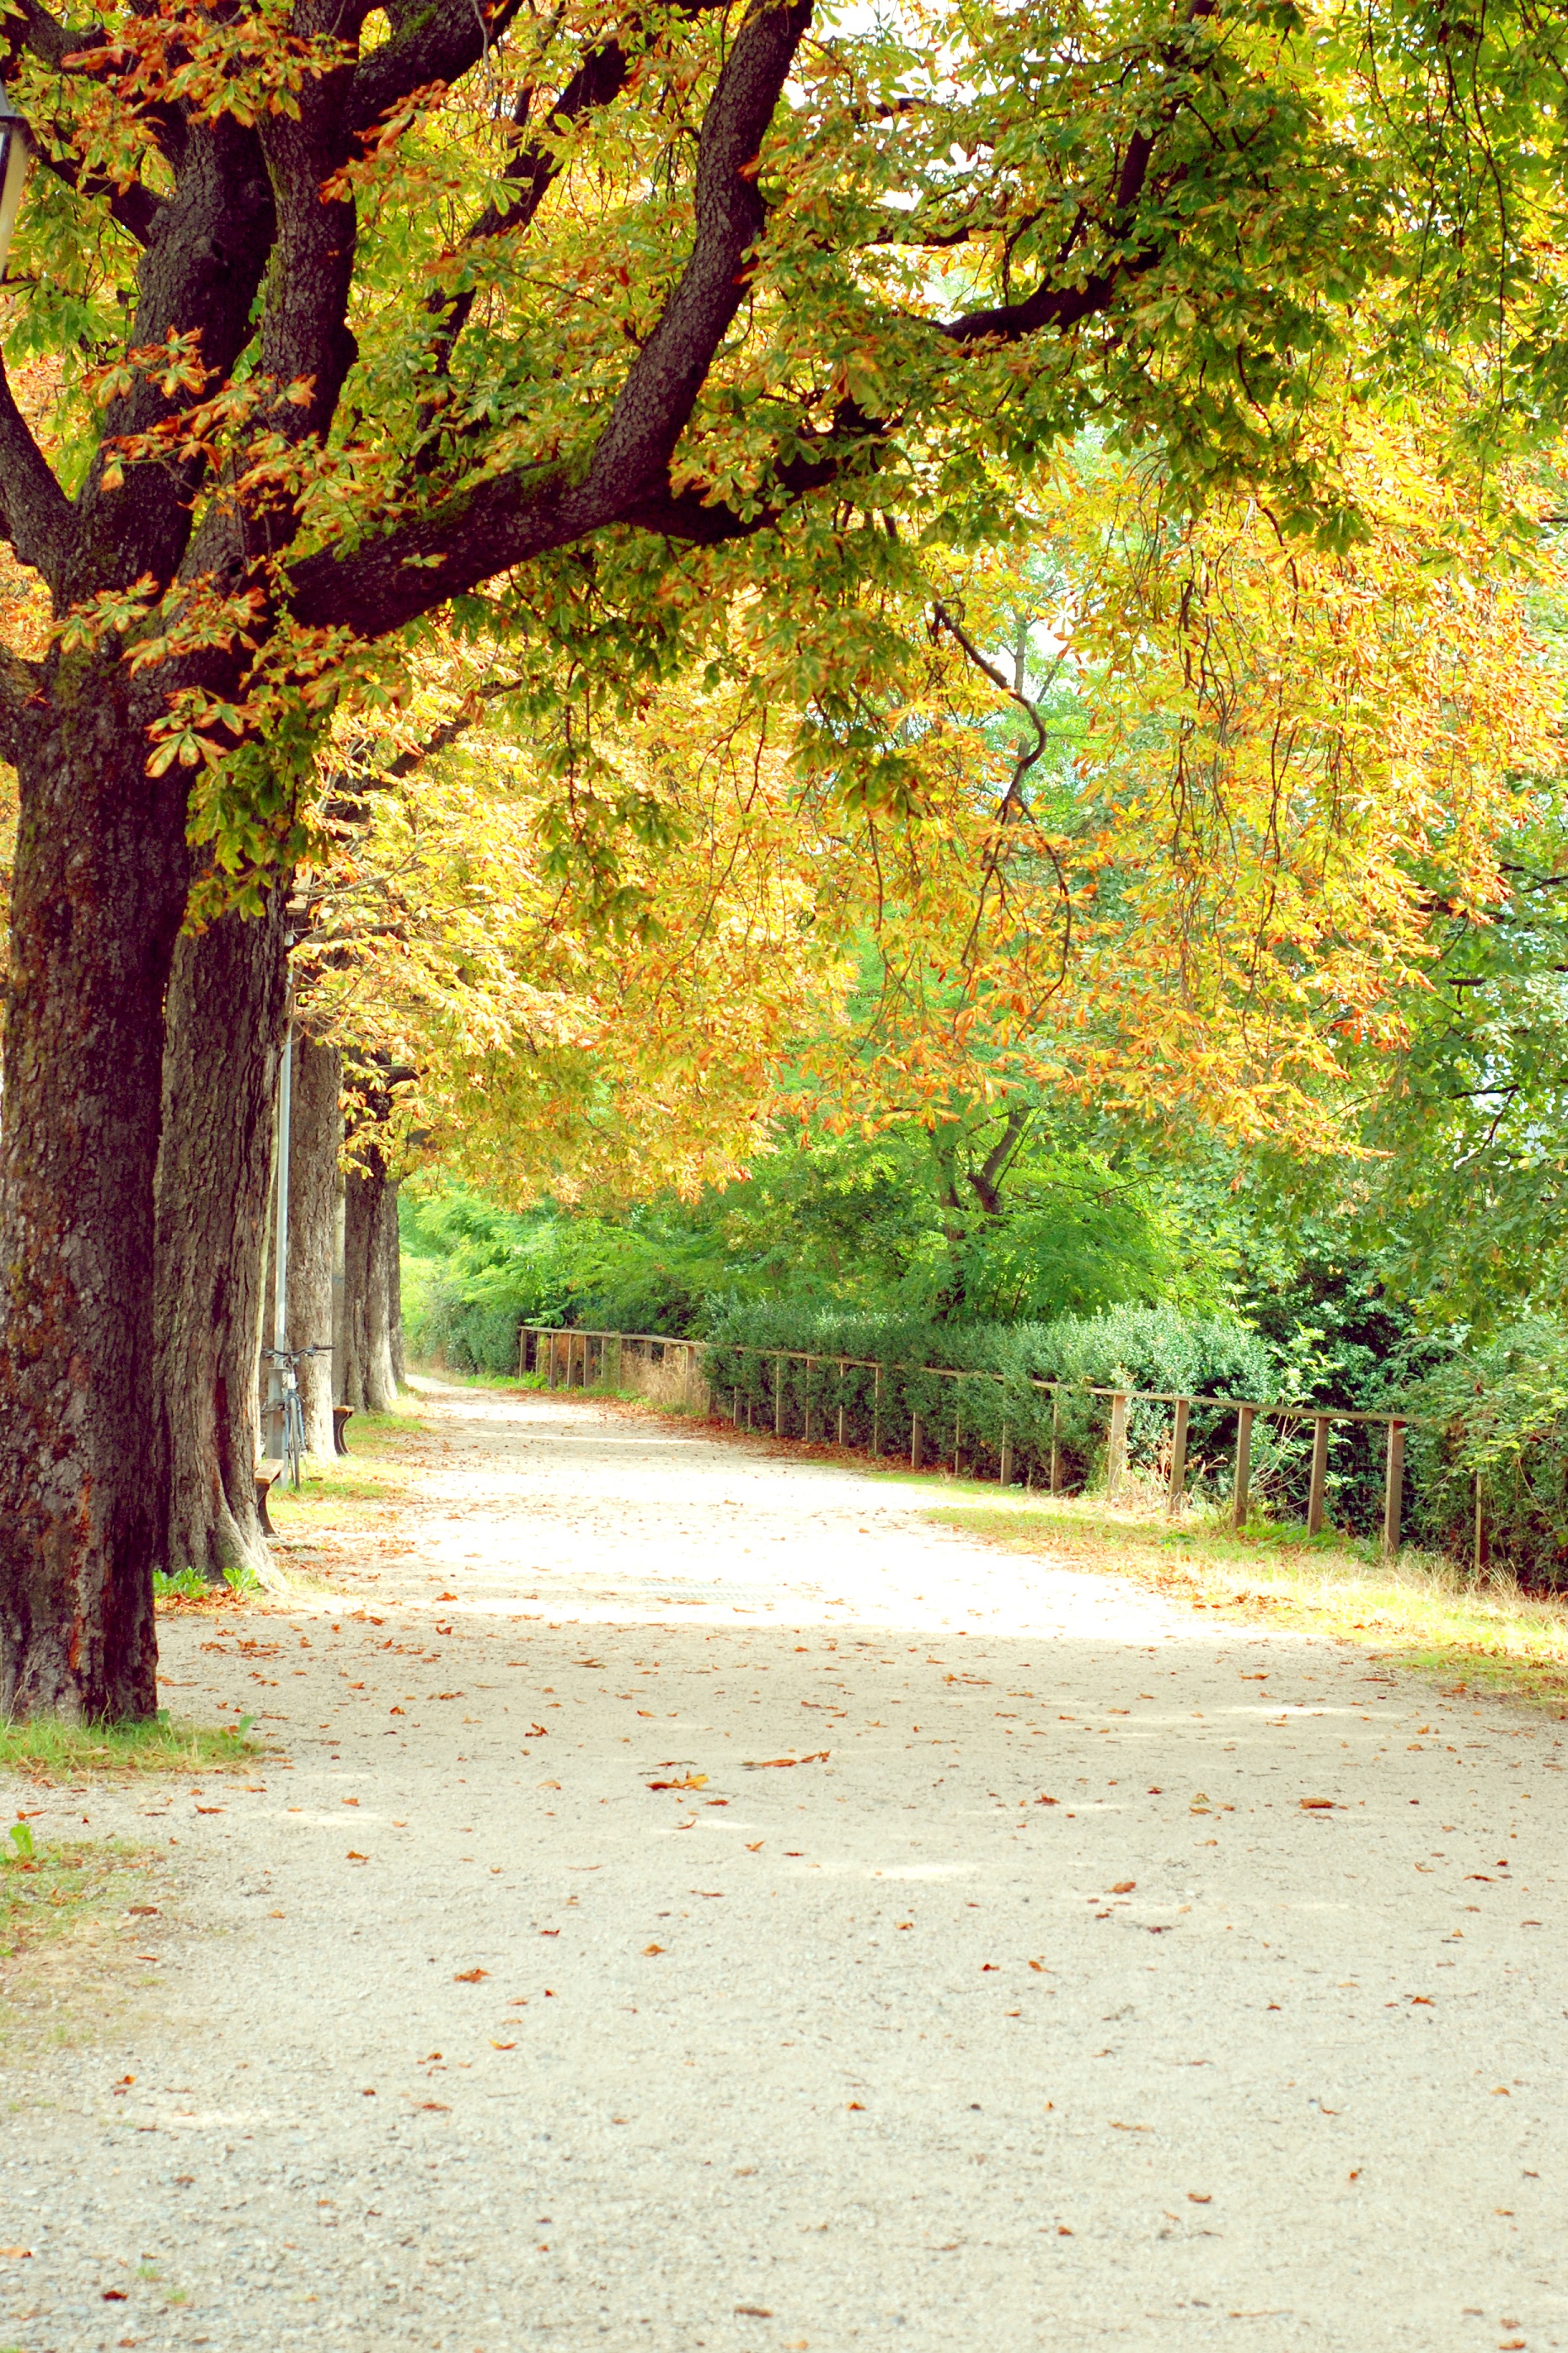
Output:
(4, 1379), (1567, 2352)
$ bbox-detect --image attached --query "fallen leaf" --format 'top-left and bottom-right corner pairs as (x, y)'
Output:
(980, 1963), (998, 1972)
(647, 1773), (707, 1791)
(1300, 1798), (1335, 1810)
(195, 1805), (225, 1814)
(1187, 2194), (1212, 2206)
(126, 1905), (158, 1916)
(346, 1850), (368, 1862)
(420, 2101), (450, 2112)
(102, 2289), (127, 2301)
(643, 1943), (666, 1956)
(453, 1968), (490, 1982)
(0, 2246), (31, 2259)
(734, 2309), (773, 2320)
(744, 1752), (829, 1770)
(1110, 1880), (1136, 1894)
(1110, 2121), (1150, 2132)
(490, 2041), (517, 2050)
(745, 1841), (763, 1852)
(847, 2100), (864, 2110)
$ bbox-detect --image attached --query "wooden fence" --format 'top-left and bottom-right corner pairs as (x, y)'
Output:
(520, 1324), (1415, 1555)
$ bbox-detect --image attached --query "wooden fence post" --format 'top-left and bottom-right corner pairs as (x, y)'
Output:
(872, 1365), (882, 1457)
(1474, 1469), (1485, 1575)
(1307, 1416), (1330, 1536)
(1233, 1406), (1255, 1530)
(1049, 1393), (1061, 1494)
(774, 1357), (784, 1439)
(837, 1363), (847, 1448)
(999, 1423), (1012, 1487)
(1106, 1391), (1129, 1500)
(911, 1412), (923, 1470)
(1167, 1396), (1189, 1518)
(1383, 1420), (1405, 1558)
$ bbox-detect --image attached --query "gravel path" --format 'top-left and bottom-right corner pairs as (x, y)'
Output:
(3, 1379), (1566, 2353)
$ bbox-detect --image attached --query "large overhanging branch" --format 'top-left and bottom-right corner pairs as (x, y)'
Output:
(291, 0), (815, 636)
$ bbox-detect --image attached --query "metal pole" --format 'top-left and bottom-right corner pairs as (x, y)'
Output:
(1233, 1406), (1254, 1530)
(1167, 1396), (1189, 1518)
(265, 1016), (293, 1453)
(1382, 1420), (1405, 1558)
(273, 1016), (292, 1356)
(1307, 1415), (1329, 1536)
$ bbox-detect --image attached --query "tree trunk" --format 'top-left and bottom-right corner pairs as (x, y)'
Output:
(286, 1032), (340, 1455)
(0, 699), (191, 1719)
(341, 1139), (400, 1412)
(155, 891), (290, 1586)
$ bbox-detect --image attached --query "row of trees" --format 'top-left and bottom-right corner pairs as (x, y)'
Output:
(0, 0), (1564, 1715)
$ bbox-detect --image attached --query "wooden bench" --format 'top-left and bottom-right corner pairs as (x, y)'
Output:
(254, 1461), (283, 1536)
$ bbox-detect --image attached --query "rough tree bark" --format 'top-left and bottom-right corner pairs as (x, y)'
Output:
(286, 1032), (341, 1455)
(155, 889), (290, 1586)
(0, 697), (194, 1716)
(340, 1136), (400, 1413)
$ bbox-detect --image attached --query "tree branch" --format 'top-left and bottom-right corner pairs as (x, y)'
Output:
(0, 351), (72, 588)
(292, 0), (813, 638)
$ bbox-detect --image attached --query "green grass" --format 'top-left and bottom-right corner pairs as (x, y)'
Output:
(929, 1492), (1568, 1709)
(0, 1829), (164, 2049)
(0, 1712), (262, 1782)
(1, 1830), (158, 1964)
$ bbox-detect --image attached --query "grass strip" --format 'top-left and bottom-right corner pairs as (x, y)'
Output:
(0, 1713), (262, 1782)
(928, 1495), (1568, 1710)
(0, 1830), (155, 1964)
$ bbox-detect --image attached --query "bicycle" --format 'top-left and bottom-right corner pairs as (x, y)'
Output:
(263, 1342), (332, 1489)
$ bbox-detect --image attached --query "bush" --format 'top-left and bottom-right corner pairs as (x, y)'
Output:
(701, 1300), (1276, 1499)
(1402, 1320), (1568, 1589)
(399, 1187), (731, 1375)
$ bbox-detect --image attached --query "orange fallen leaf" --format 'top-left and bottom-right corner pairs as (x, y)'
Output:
(420, 2101), (450, 2112)
(194, 1805), (225, 1814)
(743, 1752), (829, 1770)
(490, 2040), (517, 2050)
(1300, 1798), (1335, 1810)
(1111, 1880), (1136, 1894)
(1187, 2194), (1212, 2206)
(0, 2246), (31, 2259)
(643, 1943), (666, 1955)
(648, 1773), (707, 1791)
(453, 1968), (490, 1982)
(846, 2102), (864, 2111)
(346, 1850), (368, 1862)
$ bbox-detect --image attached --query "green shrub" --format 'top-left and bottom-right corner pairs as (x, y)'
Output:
(701, 1300), (1276, 1498)
(1402, 1320), (1568, 1589)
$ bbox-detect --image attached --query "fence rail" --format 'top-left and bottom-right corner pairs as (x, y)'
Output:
(520, 1324), (1415, 1555)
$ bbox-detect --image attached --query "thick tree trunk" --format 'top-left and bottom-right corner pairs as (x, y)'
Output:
(286, 1033), (341, 1456)
(0, 700), (190, 1719)
(155, 892), (289, 1586)
(341, 1139), (400, 1412)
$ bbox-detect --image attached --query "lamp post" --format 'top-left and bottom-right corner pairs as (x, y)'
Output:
(0, 86), (32, 282)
